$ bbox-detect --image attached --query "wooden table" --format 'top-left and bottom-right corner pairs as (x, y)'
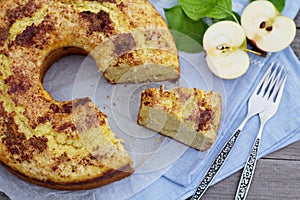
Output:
(1, 10), (299, 200)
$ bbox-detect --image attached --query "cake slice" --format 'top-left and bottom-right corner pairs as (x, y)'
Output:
(138, 86), (222, 151)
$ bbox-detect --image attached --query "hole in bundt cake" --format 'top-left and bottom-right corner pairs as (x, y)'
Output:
(42, 47), (101, 102)
(40, 47), (88, 82)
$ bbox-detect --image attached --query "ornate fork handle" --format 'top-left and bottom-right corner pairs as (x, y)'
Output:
(235, 137), (260, 200)
(235, 72), (287, 200)
(191, 129), (241, 200)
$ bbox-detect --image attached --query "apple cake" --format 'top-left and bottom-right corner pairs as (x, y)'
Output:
(138, 86), (222, 151)
(0, 0), (179, 190)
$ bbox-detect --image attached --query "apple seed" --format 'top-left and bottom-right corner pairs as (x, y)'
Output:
(216, 44), (231, 52)
(266, 26), (273, 31)
(259, 21), (266, 29)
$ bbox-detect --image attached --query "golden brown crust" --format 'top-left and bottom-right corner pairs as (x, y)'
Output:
(138, 86), (222, 151)
(0, 0), (179, 190)
(1, 161), (133, 191)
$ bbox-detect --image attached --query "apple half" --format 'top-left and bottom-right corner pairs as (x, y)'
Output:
(203, 21), (250, 79)
(241, 0), (296, 52)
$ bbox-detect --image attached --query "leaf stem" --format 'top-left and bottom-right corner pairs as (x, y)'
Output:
(216, 5), (239, 23)
(230, 12), (239, 24)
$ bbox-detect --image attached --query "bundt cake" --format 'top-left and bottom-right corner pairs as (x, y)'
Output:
(0, 0), (179, 190)
(138, 86), (222, 151)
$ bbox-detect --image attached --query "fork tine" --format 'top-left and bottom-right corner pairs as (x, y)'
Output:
(260, 65), (278, 97)
(268, 63), (282, 87)
(268, 66), (285, 99)
(272, 72), (287, 103)
(254, 62), (275, 94)
(257, 62), (281, 98)
(264, 63), (284, 99)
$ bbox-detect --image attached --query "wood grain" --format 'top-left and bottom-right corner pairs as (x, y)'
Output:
(1, 7), (300, 200)
(202, 159), (300, 200)
(265, 140), (300, 160)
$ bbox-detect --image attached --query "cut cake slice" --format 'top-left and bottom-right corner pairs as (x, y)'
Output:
(138, 86), (222, 151)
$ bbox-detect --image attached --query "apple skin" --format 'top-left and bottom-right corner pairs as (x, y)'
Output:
(241, 0), (296, 53)
(203, 21), (250, 79)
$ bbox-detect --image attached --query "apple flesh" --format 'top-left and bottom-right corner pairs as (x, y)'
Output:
(241, 0), (296, 52)
(203, 21), (250, 79)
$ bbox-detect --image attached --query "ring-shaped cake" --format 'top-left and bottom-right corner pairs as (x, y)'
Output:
(0, 0), (179, 190)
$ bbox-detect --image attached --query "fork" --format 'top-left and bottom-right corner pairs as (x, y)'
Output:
(235, 68), (287, 200)
(190, 62), (285, 200)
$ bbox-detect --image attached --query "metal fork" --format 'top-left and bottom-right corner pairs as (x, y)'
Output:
(235, 69), (287, 200)
(190, 62), (286, 200)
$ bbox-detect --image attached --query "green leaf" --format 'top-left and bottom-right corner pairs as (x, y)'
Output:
(164, 5), (208, 53)
(250, 0), (285, 12)
(178, 0), (233, 21)
(214, 11), (241, 23)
